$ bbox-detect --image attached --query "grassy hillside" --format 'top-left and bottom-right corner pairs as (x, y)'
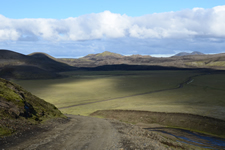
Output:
(0, 78), (64, 137)
(84, 51), (123, 58)
(14, 70), (225, 121)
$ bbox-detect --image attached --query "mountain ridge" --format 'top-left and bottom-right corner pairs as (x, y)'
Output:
(58, 50), (225, 70)
(83, 51), (124, 59)
(174, 51), (205, 56)
(1, 49), (225, 80)
(0, 49), (76, 79)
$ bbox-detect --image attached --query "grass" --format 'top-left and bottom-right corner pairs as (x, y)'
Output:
(90, 110), (225, 138)
(186, 61), (225, 67)
(0, 127), (12, 136)
(14, 70), (225, 120)
(0, 81), (23, 103)
(14, 71), (195, 107)
(0, 78), (64, 137)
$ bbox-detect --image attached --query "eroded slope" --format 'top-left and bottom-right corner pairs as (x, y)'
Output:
(0, 78), (64, 136)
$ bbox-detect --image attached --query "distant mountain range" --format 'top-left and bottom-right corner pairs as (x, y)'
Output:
(174, 51), (205, 56)
(58, 51), (153, 67)
(58, 50), (225, 70)
(1, 49), (225, 79)
(83, 51), (124, 59)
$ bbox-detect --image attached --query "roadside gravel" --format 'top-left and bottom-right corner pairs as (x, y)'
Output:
(0, 115), (184, 150)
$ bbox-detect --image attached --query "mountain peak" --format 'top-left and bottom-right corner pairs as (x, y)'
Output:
(191, 51), (205, 55)
(28, 52), (56, 60)
(96, 51), (123, 57)
(83, 51), (123, 59)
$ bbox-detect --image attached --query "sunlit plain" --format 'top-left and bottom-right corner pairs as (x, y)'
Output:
(14, 70), (225, 119)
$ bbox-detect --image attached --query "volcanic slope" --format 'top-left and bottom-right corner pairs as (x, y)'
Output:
(0, 77), (64, 137)
(0, 49), (75, 79)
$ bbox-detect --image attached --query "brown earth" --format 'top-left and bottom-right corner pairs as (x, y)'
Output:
(90, 110), (225, 149)
(0, 115), (193, 150)
(90, 110), (225, 138)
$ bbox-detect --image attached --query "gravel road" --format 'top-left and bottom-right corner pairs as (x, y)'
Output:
(0, 115), (179, 150)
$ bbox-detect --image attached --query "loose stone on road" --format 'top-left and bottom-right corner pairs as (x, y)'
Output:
(1, 115), (178, 150)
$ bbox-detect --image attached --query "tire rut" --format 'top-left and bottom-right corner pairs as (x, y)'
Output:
(3, 115), (120, 150)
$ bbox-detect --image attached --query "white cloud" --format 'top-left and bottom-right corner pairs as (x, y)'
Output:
(0, 6), (225, 42)
(0, 29), (20, 41)
(1, 6), (225, 57)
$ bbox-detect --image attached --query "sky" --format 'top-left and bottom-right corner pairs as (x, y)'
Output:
(0, 0), (225, 57)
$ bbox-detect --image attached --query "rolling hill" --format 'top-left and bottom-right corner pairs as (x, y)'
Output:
(0, 49), (76, 79)
(58, 51), (225, 70)
(1, 49), (225, 80)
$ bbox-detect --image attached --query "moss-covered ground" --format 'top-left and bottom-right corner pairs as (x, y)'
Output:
(0, 78), (64, 137)
(13, 70), (225, 121)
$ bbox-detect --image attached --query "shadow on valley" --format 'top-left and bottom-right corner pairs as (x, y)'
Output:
(10, 63), (225, 143)
(1, 50), (225, 149)
(79, 64), (203, 71)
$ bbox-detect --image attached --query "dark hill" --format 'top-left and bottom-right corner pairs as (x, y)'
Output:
(29, 52), (57, 61)
(0, 50), (28, 60)
(0, 78), (64, 137)
(0, 65), (61, 79)
(0, 50), (76, 79)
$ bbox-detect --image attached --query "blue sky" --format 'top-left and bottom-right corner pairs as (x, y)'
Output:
(0, 0), (225, 57)
(1, 0), (224, 18)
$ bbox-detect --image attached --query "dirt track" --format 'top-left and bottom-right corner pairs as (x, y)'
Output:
(1, 115), (120, 150)
(0, 115), (179, 150)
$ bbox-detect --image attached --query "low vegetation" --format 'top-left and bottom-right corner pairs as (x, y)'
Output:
(91, 110), (225, 138)
(2, 50), (225, 149)
(0, 78), (64, 137)
(14, 70), (225, 121)
(14, 70), (195, 109)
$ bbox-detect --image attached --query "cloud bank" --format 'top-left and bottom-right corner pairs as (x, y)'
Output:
(0, 5), (225, 57)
